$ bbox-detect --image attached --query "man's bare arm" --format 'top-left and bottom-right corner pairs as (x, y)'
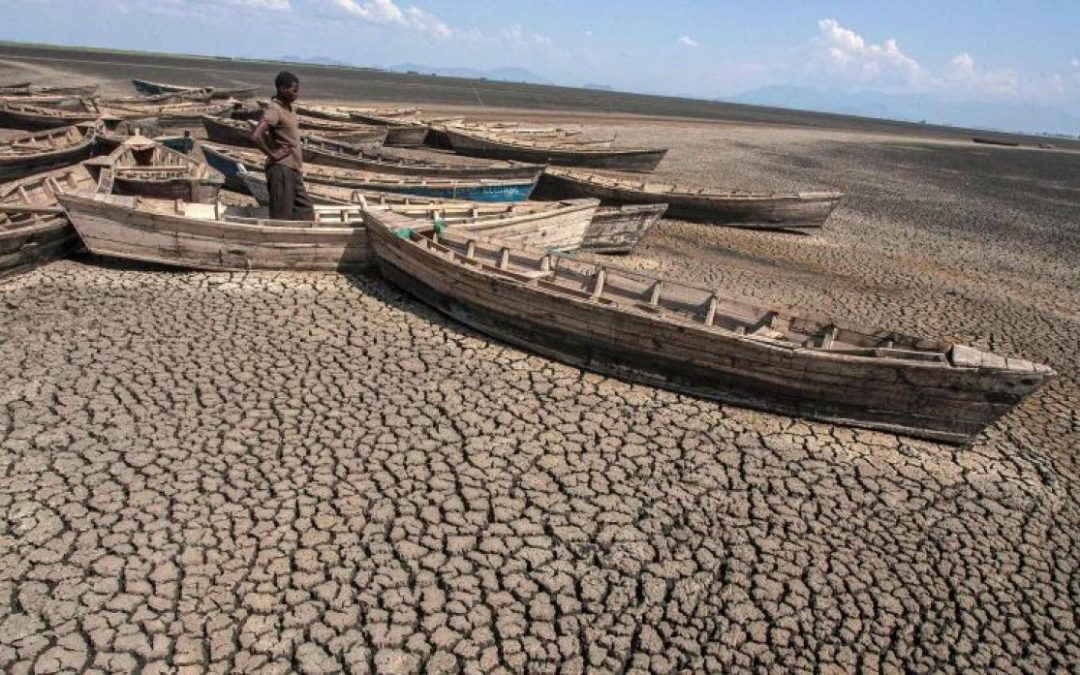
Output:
(252, 119), (290, 161)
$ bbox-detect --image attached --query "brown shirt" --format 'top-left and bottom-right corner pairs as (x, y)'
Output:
(263, 98), (303, 171)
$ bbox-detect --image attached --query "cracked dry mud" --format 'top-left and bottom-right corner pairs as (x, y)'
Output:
(1, 120), (1079, 674)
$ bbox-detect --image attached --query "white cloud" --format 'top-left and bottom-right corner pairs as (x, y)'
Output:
(814, 18), (922, 85)
(945, 52), (1019, 97)
(317, 0), (450, 36)
(678, 35), (700, 48)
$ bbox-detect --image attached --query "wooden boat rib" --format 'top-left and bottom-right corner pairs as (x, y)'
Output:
(0, 164), (94, 276)
(0, 101), (99, 130)
(535, 167), (843, 229)
(0, 124), (96, 182)
(446, 127), (667, 171)
(86, 137), (224, 203)
(364, 209), (1055, 444)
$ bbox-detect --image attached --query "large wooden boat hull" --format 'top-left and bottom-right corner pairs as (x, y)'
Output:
(0, 125), (95, 182)
(0, 165), (94, 276)
(88, 137), (224, 204)
(59, 191), (371, 271)
(365, 209), (1054, 444)
(535, 168), (842, 229)
(583, 204), (666, 253)
(202, 116), (257, 147)
(446, 129), (667, 171)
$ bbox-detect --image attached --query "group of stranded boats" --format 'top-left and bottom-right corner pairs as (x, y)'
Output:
(0, 77), (1055, 445)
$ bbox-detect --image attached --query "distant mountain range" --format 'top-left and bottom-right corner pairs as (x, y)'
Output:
(280, 55), (355, 68)
(388, 63), (552, 85)
(726, 85), (1080, 136)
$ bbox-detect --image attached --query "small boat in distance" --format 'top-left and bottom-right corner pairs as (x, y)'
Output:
(364, 208), (1055, 445)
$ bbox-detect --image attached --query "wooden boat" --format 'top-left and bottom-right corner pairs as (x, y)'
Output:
(300, 132), (387, 162)
(97, 88), (214, 106)
(0, 124), (96, 182)
(0, 83), (99, 97)
(231, 164), (468, 208)
(99, 100), (235, 126)
(347, 111), (429, 146)
(199, 141), (533, 201)
(582, 204), (666, 253)
(972, 137), (1021, 148)
(132, 79), (256, 100)
(86, 136), (224, 203)
(202, 116), (388, 154)
(446, 128), (667, 171)
(535, 167), (843, 229)
(0, 94), (87, 109)
(202, 115), (257, 147)
(0, 101), (98, 130)
(0, 164), (94, 276)
(365, 209), (1055, 444)
(60, 190), (372, 271)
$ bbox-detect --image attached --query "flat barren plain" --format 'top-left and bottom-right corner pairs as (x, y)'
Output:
(1, 45), (1078, 674)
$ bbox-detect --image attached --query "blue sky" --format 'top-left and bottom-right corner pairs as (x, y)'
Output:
(4, 0), (1080, 126)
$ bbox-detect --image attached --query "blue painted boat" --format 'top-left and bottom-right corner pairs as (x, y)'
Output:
(200, 143), (536, 202)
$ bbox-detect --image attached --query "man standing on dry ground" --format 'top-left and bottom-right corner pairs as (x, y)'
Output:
(251, 71), (314, 220)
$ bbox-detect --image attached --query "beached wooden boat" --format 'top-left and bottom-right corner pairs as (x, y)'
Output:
(60, 190), (372, 271)
(0, 124), (96, 182)
(446, 128), (667, 171)
(972, 137), (1021, 148)
(365, 209), (1055, 444)
(99, 100), (235, 126)
(347, 111), (429, 146)
(0, 83), (99, 97)
(535, 167), (843, 229)
(582, 204), (666, 253)
(199, 141), (534, 201)
(0, 101), (98, 130)
(86, 136), (224, 203)
(202, 116), (388, 154)
(97, 88), (215, 106)
(0, 164), (94, 276)
(132, 79), (256, 100)
(299, 134), (535, 178)
(0, 94), (87, 110)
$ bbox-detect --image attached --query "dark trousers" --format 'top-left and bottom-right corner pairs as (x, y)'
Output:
(266, 163), (315, 221)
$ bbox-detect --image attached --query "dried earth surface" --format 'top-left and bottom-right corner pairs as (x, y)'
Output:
(1, 50), (1079, 674)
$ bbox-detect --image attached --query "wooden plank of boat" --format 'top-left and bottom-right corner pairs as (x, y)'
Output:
(446, 127), (667, 172)
(365, 208), (1056, 444)
(210, 86), (258, 101)
(535, 167), (844, 229)
(233, 165), (472, 208)
(0, 124), (96, 182)
(58, 190), (373, 271)
(86, 136), (224, 203)
(346, 111), (430, 146)
(583, 204), (666, 254)
(202, 115), (257, 147)
(0, 164), (94, 277)
(0, 101), (99, 131)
